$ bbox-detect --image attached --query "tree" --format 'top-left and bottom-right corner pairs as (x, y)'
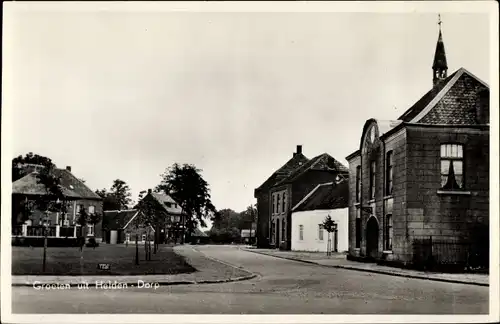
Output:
(95, 188), (121, 211)
(155, 163), (217, 243)
(135, 190), (168, 256)
(109, 179), (133, 210)
(32, 163), (68, 272)
(322, 215), (337, 256)
(239, 204), (257, 243)
(12, 152), (55, 182)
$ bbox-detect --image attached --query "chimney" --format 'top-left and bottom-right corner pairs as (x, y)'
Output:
(66, 166), (72, 172)
(296, 145), (302, 155)
(148, 188), (152, 194)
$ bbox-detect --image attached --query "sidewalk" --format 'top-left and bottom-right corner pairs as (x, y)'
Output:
(12, 246), (256, 287)
(245, 248), (489, 287)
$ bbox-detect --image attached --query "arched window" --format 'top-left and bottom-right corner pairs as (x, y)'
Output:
(386, 151), (393, 196)
(385, 214), (393, 251)
(355, 208), (361, 248)
(281, 218), (286, 241)
(356, 166), (361, 202)
(369, 161), (376, 200)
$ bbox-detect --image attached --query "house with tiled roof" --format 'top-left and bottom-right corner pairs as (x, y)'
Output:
(290, 180), (349, 253)
(12, 165), (103, 243)
(102, 189), (187, 245)
(102, 209), (156, 244)
(345, 22), (489, 270)
(254, 145), (349, 249)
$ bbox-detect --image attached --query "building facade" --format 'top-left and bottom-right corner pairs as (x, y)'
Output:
(346, 26), (489, 269)
(255, 145), (349, 249)
(12, 165), (104, 243)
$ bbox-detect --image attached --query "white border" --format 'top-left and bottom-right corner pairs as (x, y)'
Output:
(2, 1), (499, 323)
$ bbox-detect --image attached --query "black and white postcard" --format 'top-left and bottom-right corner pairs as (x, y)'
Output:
(1, 1), (498, 323)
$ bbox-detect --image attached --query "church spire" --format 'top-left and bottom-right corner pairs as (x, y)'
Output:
(433, 14), (448, 86)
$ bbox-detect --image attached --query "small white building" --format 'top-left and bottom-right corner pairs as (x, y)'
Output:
(291, 180), (349, 253)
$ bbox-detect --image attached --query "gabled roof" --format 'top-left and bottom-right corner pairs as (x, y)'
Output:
(12, 168), (101, 200)
(103, 209), (139, 230)
(292, 180), (349, 212)
(255, 153), (309, 192)
(398, 70), (459, 122)
(397, 68), (489, 124)
(192, 227), (208, 237)
(149, 192), (184, 215)
(273, 153), (349, 187)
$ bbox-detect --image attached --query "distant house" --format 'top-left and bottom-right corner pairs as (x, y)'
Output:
(240, 222), (257, 244)
(102, 209), (154, 244)
(137, 189), (187, 244)
(12, 165), (103, 243)
(291, 180), (349, 253)
(254, 145), (349, 250)
(191, 227), (209, 245)
(103, 189), (188, 244)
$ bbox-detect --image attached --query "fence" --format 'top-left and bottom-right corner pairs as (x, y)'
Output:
(26, 226), (57, 237)
(59, 227), (75, 237)
(12, 225), (23, 236)
(412, 236), (489, 271)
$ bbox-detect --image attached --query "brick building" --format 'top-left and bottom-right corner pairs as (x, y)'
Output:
(12, 165), (104, 243)
(255, 145), (349, 249)
(345, 25), (489, 269)
(102, 190), (187, 244)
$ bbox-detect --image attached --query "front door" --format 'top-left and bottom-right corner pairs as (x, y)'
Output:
(366, 216), (379, 260)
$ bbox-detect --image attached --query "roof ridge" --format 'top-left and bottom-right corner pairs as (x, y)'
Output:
(57, 168), (101, 199)
(409, 69), (464, 123)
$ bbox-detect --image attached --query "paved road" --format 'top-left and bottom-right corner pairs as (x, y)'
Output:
(12, 245), (488, 314)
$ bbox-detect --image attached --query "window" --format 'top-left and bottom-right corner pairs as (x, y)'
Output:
(355, 208), (361, 248)
(88, 205), (95, 214)
(386, 151), (394, 196)
(355, 166), (361, 202)
(87, 224), (94, 236)
(299, 225), (304, 240)
(271, 221), (276, 243)
(370, 161), (376, 200)
(272, 194), (276, 214)
(282, 192), (286, 213)
(277, 194), (281, 214)
(126, 233), (130, 242)
(141, 234), (146, 241)
(441, 144), (464, 190)
(385, 214), (393, 250)
(281, 218), (286, 241)
(76, 204), (81, 214)
(318, 224), (324, 241)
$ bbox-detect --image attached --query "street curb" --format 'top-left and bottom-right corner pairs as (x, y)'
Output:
(243, 249), (489, 287)
(11, 249), (258, 288)
(190, 247), (260, 281)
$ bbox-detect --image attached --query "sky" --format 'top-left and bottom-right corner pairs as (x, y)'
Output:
(4, 4), (491, 229)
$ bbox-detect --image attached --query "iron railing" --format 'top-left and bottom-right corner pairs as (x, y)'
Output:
(412, 236), (489, 271)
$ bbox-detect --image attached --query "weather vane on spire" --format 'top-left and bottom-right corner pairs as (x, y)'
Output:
(438, 14), (442, 29)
